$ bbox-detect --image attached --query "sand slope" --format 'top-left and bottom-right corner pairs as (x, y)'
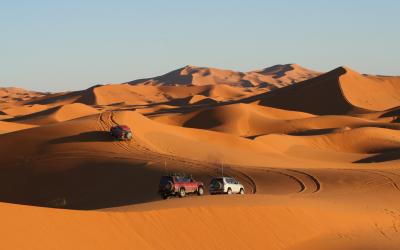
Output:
(7, 103), (100, 125)
(152, 102), (400, 137)
(2, 195), (400, 250)
(0, 121), (36, 134)
(245, 66), (400, 115)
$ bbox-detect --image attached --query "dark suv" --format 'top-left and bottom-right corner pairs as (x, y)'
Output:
(159, 174), (204, 199)
(110, 125), (132, 140)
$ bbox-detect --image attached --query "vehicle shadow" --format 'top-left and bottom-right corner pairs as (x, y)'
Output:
(50, 131), (113, 144)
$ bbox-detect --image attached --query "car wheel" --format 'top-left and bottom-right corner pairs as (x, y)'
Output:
(227, 188), (232, 195)
(166, 181), (174, 191)
(239, 188), (245, 195)
(197, 186), (204, 196)
(179, 188), (186, 198)
(126, 133), (132, 140)
(161, 194), (168, 200)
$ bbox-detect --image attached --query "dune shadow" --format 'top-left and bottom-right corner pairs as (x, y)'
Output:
(354, 149), (400, 163)
(50, 131), (113, 144)
(0, 159), (219, 210)
(288, 128), (337, 136)
(0, 161), (163, 210)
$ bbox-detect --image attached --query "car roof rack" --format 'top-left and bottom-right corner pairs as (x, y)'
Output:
(166, 173), (192, 178)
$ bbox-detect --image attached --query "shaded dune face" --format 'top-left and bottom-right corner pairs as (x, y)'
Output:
(243, 67), (400, 115)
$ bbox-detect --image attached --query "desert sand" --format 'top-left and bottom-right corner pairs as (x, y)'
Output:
(1, 64), (400, 249)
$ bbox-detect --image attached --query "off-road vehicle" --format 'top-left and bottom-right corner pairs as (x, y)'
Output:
(159, 173), (204, 199)
(110, 125), (132, 140)
(209, 177), (245, 195)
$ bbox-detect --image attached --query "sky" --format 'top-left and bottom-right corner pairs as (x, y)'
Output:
(1, 0), (399, 92)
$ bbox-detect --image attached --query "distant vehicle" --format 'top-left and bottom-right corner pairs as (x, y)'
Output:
(110, 125), (132, 141)
(159, 173), (204, 199)
(209, 177), (245, 195)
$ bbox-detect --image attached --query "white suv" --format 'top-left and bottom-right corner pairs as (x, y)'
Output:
(209, 177), (245, 195)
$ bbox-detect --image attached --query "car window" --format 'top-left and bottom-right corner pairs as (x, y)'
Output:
(211, 178), (223, 185)
(175, 177), (190, 182)
(160, 176), (173, 185)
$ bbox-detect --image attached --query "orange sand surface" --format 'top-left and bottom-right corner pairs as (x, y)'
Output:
(1, 64), (400, 249)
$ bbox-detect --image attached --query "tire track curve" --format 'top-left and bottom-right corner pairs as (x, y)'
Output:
(226, 167), (257, 194)
(363, 169), (400, 192)
(263, 169), (306, 193)
(284, 169), (321, 193)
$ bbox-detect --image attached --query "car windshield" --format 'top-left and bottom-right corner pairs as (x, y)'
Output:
(159, 176), (173, 186)
(176, 176), (191, 182)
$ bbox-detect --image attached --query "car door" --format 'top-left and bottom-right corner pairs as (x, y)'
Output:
(226, 178), (234, 192)
(183, 177), (194, 192)
(189, 178), (197, 192)
(232, 178), (240, 193)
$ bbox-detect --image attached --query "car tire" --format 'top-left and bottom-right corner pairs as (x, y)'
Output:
(227, 188), (232, 195)
(126, 133), (132, 140)
(239, 188), (245, 195)
(161, 194), (168, 200)
(166, 181), (174, 191)
(197, 186), (204, 196)
(179, 188), (186, 198)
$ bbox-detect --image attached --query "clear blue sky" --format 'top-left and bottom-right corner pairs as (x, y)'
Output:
(1, 0), (399, 92)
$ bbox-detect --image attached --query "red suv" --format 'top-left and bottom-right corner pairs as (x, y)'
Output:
(110, 125), (132, 140)
(159, 174), (204, 199)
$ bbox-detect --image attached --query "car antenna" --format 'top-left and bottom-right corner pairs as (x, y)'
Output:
(221, 161), (224, 177)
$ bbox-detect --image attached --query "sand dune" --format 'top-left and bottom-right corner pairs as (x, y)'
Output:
(255, 127), (400, 155)
(1, 108), (400, 209)
(188, 94), (218, 105)
(0, 121), (36, 134)
(0, 110), (282, 208)
(153, 102), (400, 137)
(7, 103), (100, 125)
(128, 64), (319, 89)
(2, 195), (400, 250)
(0, 87), (44, 103)
(153, 103), (315, 136)
(1, 104), (49, 117)
(19, 64), (318, 109)
(26, 84), (257, 108)
(2, 64), (400, 249)
(245, 66), (400, 115)
(246, 64), (320, 88)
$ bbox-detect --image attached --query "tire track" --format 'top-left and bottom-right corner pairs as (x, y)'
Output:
(98, 111), (132, 154)
(226, 167), (257, 194)
(364, 170), (400, 192)
(100, 111), (322, 195)
(263, 169), (306, 193)
(284, 169), (321, 193)
(109, 111), (153, 154)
